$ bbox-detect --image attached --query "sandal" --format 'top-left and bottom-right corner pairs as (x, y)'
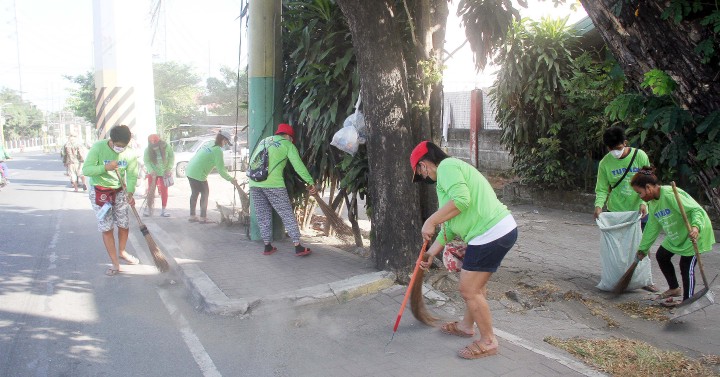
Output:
(199, 218), (217, 224)
(295, 247), (312, 257)
(188, 216), (199, 222)
(120, 253), (140, 265)
(657, 288), (682, 299)
(660, 297), (682, 307)
(458, 340), (498, 359)
(440, 322), (474, 338)
(105, 268), (120, 276)
(642, 284), (659, 293)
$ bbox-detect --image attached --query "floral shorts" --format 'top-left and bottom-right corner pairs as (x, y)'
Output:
(89, 186), (130, 232)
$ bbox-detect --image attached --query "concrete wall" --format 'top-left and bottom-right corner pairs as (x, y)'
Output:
(445, 128), (512, 175)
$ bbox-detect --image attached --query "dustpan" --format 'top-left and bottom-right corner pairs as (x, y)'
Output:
(669, 182), (717, 321)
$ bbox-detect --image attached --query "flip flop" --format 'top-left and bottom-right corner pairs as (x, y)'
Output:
(105, 268), (120, 276)
(120, 254), (140, 265)
(660, 297), (682, 307)
(657, 289), (682, 299)
(440, 322), (474, 338)
(458, 341), (498, 359)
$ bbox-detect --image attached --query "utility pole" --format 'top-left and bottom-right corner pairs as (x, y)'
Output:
(13, 0), (23, 99)
(248, 0), (283, 240)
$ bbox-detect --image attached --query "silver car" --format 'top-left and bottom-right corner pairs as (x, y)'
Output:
(172, 136), (248, 178)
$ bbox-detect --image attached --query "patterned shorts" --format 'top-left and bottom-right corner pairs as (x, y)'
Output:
(89, 186), (130, 232)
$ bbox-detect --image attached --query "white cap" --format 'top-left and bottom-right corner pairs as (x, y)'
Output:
(219, 130), (233, 145)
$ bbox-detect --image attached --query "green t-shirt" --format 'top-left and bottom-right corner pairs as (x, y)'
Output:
(248, 135), (314, 188)
(185, 145), (233, 182)
(81, 140), (139, 193)
(639, 185), (715, 255)
(436, 158), (511, 245)
(594, 147), (650, 211)
(144, 144), (175, 175)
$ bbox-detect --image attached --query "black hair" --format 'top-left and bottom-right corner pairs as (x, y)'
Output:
(419, 141), (450, 165)
(109, 125), (131, 144)
(602, 126), (626, 148)
(630, 165), (660, 188)
(215, 133), (227, 147)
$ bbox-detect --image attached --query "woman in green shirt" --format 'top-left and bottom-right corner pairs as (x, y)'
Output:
(185, 131), (238, 223)
(144, 134), (175, 217)
(632, 166), (715, 307)
(413, 141), (517, 360)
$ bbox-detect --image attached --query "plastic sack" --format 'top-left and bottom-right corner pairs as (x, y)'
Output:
(344, 111), (367, 144)
(595, 211), (653, 291)
(331, 125), (360, 155)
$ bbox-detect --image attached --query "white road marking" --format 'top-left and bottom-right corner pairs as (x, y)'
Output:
(156, 289), (222, 377)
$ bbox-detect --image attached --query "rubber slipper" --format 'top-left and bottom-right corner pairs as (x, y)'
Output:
(642, 284), (659, 293)
(295, 248), (312, 257)
(657, 289), (681, 299)
(188, 217), (199, 222)
(199, 219), (217, 224)
(458, 341), (498, 359)
(120, 254), (140, 265)
(660, 297), (682, 307)
(440, 322), (474, 338)
(105, 268), (120, 276)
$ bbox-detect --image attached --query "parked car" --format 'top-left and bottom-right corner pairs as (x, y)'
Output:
(172, 136), (248, 178)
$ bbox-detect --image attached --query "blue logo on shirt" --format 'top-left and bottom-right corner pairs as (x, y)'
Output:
(654, 208), (671, 219)
(611, 166), (640, 176)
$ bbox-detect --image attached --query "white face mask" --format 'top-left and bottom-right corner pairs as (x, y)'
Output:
(113, 146), (126, 153)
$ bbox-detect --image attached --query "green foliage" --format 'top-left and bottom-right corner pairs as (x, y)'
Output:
(153, 61), (203, 135)
(64, 71), (97, 124)
(200, 66), (248, 116)
(0, 88), (45, 140)
(282, 0), (362, 202)
(458, 0), (522, 71)
(640, 69), (677, 96)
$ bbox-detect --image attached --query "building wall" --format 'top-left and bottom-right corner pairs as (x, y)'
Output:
(445, 128), (512, 175)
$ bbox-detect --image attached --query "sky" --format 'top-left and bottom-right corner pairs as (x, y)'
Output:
(0, 0), (585, 113)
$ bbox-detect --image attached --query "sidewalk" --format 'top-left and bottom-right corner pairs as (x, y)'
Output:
(128, 172), (719, 376)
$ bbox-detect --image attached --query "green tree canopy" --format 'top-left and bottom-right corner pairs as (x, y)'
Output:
(200, 66), (248, 117)
(153, 61), (203, 134)
(1, 88), (45, 140)
(64, 71), (97, 125)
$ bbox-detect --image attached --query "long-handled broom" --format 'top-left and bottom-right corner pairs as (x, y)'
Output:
(612, 255), (640, 295)
(387, 240), (431, 348)
(116, 171), (170, 272)
(311, 192), (355, 241)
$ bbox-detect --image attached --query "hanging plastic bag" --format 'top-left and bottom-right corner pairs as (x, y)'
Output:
(595, 211), (653, 291)
(330, 125), (360, 155)
(344, 111), (366, 144)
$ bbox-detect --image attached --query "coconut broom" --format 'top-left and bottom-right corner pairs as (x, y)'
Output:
(116, 171), (170, 272)
(312, 192), (355, 241)
(410, 248), (439, 326)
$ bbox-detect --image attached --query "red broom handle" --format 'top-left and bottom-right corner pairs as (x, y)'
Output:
(393, 240), (429, 332)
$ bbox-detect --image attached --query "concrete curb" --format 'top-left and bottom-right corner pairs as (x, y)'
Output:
(139, 220), (396, 316)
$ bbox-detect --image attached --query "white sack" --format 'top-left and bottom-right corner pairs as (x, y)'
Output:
(595, 211), (653, 291)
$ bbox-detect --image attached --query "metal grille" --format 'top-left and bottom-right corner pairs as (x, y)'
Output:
(443, 91), (471, 129)
(481, 91), (500, 130)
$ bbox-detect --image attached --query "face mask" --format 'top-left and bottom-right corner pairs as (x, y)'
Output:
(422, 177), (436, 184)
(610, 149), (624, 159)
(152, 145), (160, 150)
(113, 146), (126, 153)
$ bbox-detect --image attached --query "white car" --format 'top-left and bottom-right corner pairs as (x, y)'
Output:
(172, 136), (248, 178)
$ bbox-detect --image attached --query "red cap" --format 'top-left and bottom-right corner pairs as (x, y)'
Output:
(148, 134), (160, 144)
(275, 123), (295, 139)
(410, 141), (429, 182)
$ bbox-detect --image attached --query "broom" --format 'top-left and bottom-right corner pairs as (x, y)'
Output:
(311, 192), (355, 241)
(116, 171), (170, 272)
(612, 255), (640, 295)
(410, 250), (439, 326)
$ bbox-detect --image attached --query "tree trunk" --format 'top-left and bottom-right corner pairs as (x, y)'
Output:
(337, 0), (427, 276)
(579, 1), (720, 116)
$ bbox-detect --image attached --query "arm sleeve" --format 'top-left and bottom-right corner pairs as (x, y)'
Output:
(143, 148), (156, 174)
(82, 146), (106, 177)
(214, 147), (233, 181)
(125, 156), (138, 193)
(638, 216), (661, 253)
(680, 190), (706, 232)
(166, 147), (175, 170)
(594, 161), (609, 208)
(443, 179), (470, 213)
(286, 144), (314, 185)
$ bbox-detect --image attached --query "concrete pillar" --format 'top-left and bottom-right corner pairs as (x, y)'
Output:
(248, 0), (284, 241)
(93, 0), (156, 152)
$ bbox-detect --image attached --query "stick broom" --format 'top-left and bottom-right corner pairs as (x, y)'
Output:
(116, 171), (170, 272)
(392, 241), (429, 334)
(311, 192), (354, 241)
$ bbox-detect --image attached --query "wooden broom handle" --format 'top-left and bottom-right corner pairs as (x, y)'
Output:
(393, 240), (429, 332)
(671, 181), (709, 287)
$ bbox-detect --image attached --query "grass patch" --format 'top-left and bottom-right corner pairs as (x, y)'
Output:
(545, 337), (718, 377)
(616, 302), (669, 322)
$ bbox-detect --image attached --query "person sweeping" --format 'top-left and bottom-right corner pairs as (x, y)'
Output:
(412, 141), (518, 359)
(143, 134), (174, 217)
(185, 130), (238, 224)
(248, 123), (316, 256)
(631, 166), (715, 307)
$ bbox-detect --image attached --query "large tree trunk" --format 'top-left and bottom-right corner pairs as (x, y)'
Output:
(580, 1), (720, 116)
(580, 1), (720, 217)
(336, 0), (426, 275)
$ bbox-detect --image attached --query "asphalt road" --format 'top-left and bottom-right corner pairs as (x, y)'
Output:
(0, 152), (227, 377)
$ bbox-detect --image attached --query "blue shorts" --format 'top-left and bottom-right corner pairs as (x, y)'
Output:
(462, 228), (518, 272)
